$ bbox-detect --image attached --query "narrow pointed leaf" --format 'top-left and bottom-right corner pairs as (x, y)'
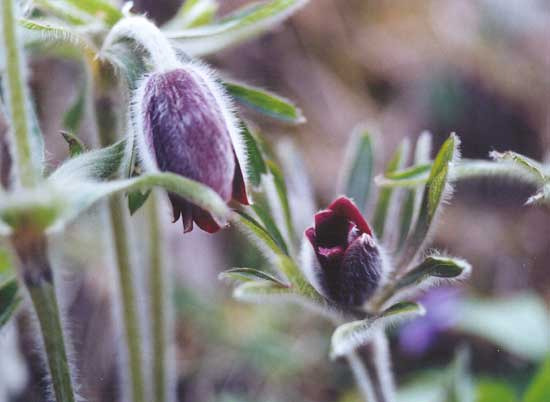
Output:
(234, 210), (285, 257)
(127, 190), (151, 215)
(372, 139), (408, 238)
(395, 133), (432, 251)
(330, 301), (425, 358)
(169, 0), (308, 56)
(232, 280), (295, 303)
(64, 0), (123, 26)
(20, 18), (97, 54)
(31, 0), (94, 25)
(490, 151), (546, 182)
(224, 81), (304, 124)
(266, 160), (294, 247)
(239, 122), (267, 187)
(165, 0), (218, 29)
(396, 255), (471, 289)
(49, 139), (126, 182)
(219, 268), (289, 287)
(400, 134), (458, 263)
(342, 130), (374, 213)
(0, 278), (20, 328)
(251, 201), (289, 255)
(60, 131), (86, 157)
(62, 82), (86, 134)
(396, 190), (415, 250)
(379, 159), (544, 189)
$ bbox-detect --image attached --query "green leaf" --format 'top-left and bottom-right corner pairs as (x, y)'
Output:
(80, 172), (232, 226)
(239, 122), (267, 187)
(523, 357), (550, 402)
(234, 210), (285, 257)
(102, 40), (148, 90)
(0, 249), (12, 278)
(232, 280), (295, 303)
(219, 267), (289, 287)
(62, 81), (86, 134)
(457, 293), (550, 361)
(266, 160), (295, 247)
(7, 139), (230, 230)
(19, 18), (97, 54)
(0, 278), (20, 328)
(330, 301), (425, 358)
(396, 132), (432, 252)
(60, 131), (86, 157)
(490, 151), (546, 182)
(49, 139), (126, 182)
(127, 189), (151, 215)
(396, 255), (471, 289)
(251, 201), (289, 255)
(31, 0), (94, 25)
(476, 379), (518, 402)
(168, 0), (308, 56)
(63, 0), (123, 26)
(166, 0), (218, 29)
(400, 134), (458, 264)
(387, 164), (432, 181)
(224, 81), (304, 124)
(396, 189), (415, 251)
(372, 139), (408, 238)
(342, 130), (374, 213)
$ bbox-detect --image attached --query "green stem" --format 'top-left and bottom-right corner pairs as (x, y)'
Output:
(147, 192), (168, 402)
(1, 0), (37, 187)
(12, 232), (76, 402)
(94, 64), (146, 402)
(347, 333), (394, 402)
(108, 196), (146, 402)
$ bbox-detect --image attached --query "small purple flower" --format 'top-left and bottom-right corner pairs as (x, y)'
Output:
(139, 67), (248, 233)
(399, 287), (461, 356)
(305, 197), (383, 307)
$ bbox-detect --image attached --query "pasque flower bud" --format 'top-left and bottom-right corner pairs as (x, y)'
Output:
(136, 64), (249, 233)
(305, 197), (383, 307)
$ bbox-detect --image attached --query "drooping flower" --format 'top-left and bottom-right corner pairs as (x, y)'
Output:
(304, 196), (383, 307)
(136, 64), (249, 233)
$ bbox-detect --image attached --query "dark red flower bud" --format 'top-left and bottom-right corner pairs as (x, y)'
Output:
(305, 197), (383, 307)
(138, 66), (249, 233)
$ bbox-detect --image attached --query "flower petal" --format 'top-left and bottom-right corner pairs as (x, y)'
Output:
(232, 151), (249, 205)
(193, 206), (221, 233)
(328, 196), (372, 235)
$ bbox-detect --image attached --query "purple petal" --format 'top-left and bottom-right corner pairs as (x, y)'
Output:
(328, 197), (372, 236)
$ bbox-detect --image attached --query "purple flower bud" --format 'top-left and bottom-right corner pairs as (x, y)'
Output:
(139, 67), (249, 233)
(305, 197), (383, 307)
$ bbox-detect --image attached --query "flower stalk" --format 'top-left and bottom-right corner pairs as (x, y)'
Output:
(146, 192), (169, 402)
(2, 0), (77, 400)
(93, 61), (146, 402)
(12, 229), (76, 402)
(1, 0), (38, 187)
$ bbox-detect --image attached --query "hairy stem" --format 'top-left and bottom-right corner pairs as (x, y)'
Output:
(1, 0), (37, 186)
(94, 64), (146, 402)
(348, 332), (395, 402)
(147, 193), (168, 401)
(347, 352), (378, 402)
(108, 196), (146, 402)
(12, 231), (76, 402)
